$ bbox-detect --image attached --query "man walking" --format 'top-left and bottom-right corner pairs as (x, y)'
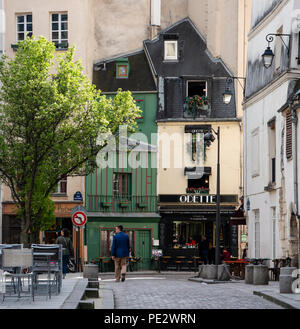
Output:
(111, 225), (130, 282)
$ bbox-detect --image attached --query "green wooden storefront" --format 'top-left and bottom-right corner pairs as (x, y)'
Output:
(85, 91), (159, 270)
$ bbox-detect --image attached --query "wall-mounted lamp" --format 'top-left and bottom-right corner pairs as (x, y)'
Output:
(222, 77), (246, 105)
(262, 33), (291, 69)
(223, 78), (233, 105)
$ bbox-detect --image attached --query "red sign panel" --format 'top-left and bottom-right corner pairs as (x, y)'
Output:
(72, 211), (87, 227)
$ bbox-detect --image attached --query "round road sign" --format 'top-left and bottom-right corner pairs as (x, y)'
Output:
(72, 211), (87, 227)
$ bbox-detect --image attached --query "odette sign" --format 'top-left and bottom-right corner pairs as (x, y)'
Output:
(179, 195), (216, 204)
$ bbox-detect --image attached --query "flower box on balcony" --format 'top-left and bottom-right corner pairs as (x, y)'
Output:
(119, 201), (131, 208)
(137, 202), (148, 208)
(101, 202), (110, 208)
(184, 95), (209, 117)
(186, 187), (210, 194)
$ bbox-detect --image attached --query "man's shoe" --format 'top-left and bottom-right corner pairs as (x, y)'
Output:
(121, 274), (126, 282)
(115, 279), (120, 282)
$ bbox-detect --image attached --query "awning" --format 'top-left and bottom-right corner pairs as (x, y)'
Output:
(230, 217), (246, 225)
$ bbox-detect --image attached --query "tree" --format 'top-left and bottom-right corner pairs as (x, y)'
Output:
(0, 37), (140, 245)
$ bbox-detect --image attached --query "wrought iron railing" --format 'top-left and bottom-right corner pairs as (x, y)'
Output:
(86, 195), (158, 213)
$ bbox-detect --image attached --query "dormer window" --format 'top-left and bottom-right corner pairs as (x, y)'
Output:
(164, 40), (178, 60)
(187, 81), (207, 98)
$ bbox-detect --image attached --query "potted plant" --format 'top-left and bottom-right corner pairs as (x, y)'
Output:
(184, 95), (209, 117)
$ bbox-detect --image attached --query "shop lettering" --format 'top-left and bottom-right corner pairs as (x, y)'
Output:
(179, 195), (216, 203)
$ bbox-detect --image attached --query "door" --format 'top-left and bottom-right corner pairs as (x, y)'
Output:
(135, 230), (151, 270)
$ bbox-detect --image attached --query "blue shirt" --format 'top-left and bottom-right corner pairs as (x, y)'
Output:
(111, 232), (130, 258)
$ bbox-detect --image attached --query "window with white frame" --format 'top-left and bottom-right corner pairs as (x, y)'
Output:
(251, 128), (260, 177)
(254, 209), (260, 258)
(51, 13), (68, 48)
(16, 14), (33, 42)
(164, 40), (178, 60)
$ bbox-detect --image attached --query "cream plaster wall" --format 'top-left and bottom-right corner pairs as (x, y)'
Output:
(157, 122), (241, 196)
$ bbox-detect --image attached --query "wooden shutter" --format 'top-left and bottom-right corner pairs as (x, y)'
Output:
(286, 109), (292, 159)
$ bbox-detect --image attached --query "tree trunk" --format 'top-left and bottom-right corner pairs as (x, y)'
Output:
(20, 215), (29, 247)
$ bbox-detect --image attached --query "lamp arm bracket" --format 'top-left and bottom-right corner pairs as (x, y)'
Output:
(266, 33), (291, 52)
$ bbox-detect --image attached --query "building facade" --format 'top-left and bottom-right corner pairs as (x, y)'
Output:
(244, 0), (300, 266)
(85, 50), (160, 269)
(143, 17), (243, 259)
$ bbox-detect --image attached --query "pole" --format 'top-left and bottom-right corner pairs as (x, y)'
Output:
(76, 227), (80, 272)
(215, 127), (221, 265)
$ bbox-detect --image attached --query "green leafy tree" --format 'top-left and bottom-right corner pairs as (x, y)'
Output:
(0, 37), (140, 245)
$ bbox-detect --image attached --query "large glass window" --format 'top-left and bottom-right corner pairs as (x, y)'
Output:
(51, 12), (68, 48)
(16, 14), (33, 42)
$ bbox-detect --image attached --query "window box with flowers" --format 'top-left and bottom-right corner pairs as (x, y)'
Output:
(184, 95), (209, 118)
(186, 187), (210, 194)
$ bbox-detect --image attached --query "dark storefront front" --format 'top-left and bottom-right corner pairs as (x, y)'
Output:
(158, 194), (239, 260)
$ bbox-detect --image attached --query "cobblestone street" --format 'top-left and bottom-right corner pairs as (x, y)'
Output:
(101, 274), (283, 309)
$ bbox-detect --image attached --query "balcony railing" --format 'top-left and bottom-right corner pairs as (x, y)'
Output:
(86, 195), (158, 213)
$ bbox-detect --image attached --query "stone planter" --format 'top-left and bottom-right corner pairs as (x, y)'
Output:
(83, 264), (99, 280)
(206, 265), (218, 280)
(253, 265), (269, 285)
(245, 265), (254, 284)
(217, 264), (230, 281)
(279, 267), (297, 293)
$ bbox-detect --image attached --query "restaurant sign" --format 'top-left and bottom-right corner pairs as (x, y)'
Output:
(159, 194), (238, 204)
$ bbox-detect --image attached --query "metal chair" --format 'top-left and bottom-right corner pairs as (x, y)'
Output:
(1, 248), (34, 301)
(31, 244), (62, 298)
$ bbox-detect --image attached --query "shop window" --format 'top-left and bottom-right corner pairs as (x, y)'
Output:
(99, 229), (135, 257)
(187, 174), (209, 193)
(16, 14), (33, 42)
(113, 173), (132, 198)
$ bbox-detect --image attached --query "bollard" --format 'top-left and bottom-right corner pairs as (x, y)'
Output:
(83, 264), (99, 280)
(201, 265), (208, 279)
(279, 267), (297, 294)
(206, 265), (218, 280)
(217, 264), (231, 281)
(198, 265), (204, 278)
(253, 265), (269, 285)
(245, 265), (254, 284)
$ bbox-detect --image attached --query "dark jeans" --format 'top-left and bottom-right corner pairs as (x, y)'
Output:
(202, 251), (209, 265)
(62, 255), (69, 275)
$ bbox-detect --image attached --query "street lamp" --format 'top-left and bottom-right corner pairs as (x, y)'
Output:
(204, 127), (221, 265)
(262, 33), (291, 69)
(223, 78), (233, 105)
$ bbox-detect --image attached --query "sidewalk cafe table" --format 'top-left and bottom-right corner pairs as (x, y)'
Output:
(33, 252), (56, 299)
(224, 260), (250, 279)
